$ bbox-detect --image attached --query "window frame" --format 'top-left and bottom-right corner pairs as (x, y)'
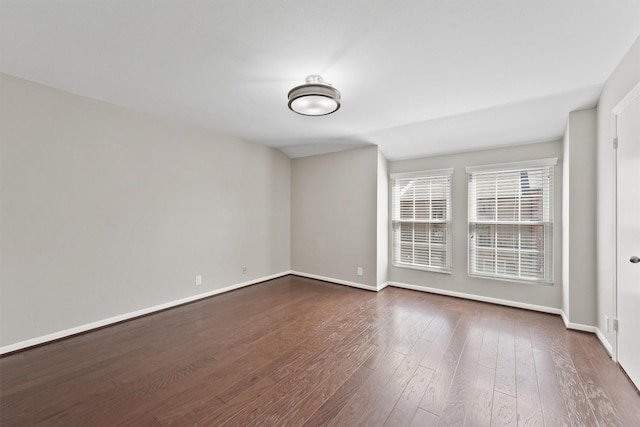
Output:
(390, 168), (454, 273)
(466, 158), (556, 284)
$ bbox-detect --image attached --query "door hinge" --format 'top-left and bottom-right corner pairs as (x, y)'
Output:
(613, 137), (618, 149)
(613, 319), (619, 332)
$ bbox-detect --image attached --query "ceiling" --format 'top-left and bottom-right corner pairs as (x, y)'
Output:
(1, 1), (638, 161)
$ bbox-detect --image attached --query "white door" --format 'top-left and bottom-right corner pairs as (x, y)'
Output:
(615, 84), (640, 390)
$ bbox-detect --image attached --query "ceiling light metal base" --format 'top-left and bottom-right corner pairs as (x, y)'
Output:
(288, 75), (341, 116)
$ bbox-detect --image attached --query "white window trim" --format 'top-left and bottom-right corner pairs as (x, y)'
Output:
(391, 168), (454, 179)
(391, 169), (453, 273)
(465, 158), (557, 173)
(467, 159), (556, 284)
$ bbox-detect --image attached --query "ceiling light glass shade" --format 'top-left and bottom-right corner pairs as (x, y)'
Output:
(288, 75), (341, 116)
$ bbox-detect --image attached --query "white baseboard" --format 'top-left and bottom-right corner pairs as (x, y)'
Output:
(288, 276), (595, 333)
(566, 322), (598, 333)
(290, 271), (382, 292)
(292, 275), (615, 358)
(561, 312), (613, 357)
(389, 281), (612, 354)
(595, 328), (613, 357)
(0, 271), (291, 355)
(559, 310), (599, 333)
(4, 271), (611, 358)
(388, 281), (563, 315)
(560, 310), (570, 328)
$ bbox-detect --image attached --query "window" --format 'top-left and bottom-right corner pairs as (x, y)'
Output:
(391, 169), (453, 272)
(466, 159), (556, 283)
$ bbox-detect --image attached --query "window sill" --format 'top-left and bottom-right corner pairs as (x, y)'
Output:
(469, 273), (553, 286)
(392, 262), (452, 274)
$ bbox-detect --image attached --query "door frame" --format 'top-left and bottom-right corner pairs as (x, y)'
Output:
(611, 81), (640, 363)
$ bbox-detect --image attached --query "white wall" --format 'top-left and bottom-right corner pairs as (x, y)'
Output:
(0, 74), (291, 349)
(291, 146), (381, 288)
(562, 121), (571, 318)
(596, 37), (640, 348)
(376, 149), (389, 287)
(388, 141), (564, 310)
(563, 108), (598, 326)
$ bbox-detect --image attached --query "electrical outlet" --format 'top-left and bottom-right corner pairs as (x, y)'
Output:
(357, 267), (363, 276)
(195, 275), (202, 286)
(242, 266), (247, 274)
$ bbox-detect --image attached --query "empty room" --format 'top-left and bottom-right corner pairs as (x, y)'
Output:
(1, 1), (639, 426)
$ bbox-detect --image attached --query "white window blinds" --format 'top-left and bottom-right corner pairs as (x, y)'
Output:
(391, 170), (453, 272)
(466, 159), (555, 283)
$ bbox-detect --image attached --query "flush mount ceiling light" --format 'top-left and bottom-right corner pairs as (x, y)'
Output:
(288, 75), (341, 116)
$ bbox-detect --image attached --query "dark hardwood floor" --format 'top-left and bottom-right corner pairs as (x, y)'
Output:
(2, 275), (639, 426)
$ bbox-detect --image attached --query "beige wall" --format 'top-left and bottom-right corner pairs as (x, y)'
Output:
(291, 146), (380, 287)
(0, 74), (291, 348)
(388, 141), (564, 309)
(563, 108), (598, 326)
(596, 36), (640, 348)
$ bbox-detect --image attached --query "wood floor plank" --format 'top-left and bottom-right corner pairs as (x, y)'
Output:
(419, 310), (462, 370)
(117, 287), (362, 423)
(463, 306), (487, 349)
(477, 316), (500, 369)
(420, 310), (446, 342)
(249, 341), (378, 426)
(464, 364), (495, 427)
(494, 320), (517, 397)
(531, 347), (571, 427)
(355, 338), (434, 426)
(436, 342), (481, 426)
(410, 408), (439, 427)
(383, 364), (435, 427)
(574, 332), (640, 427)
(393, 309), (436, 355)
(0, 395), (36, 426)
(566, 332), (626, 427)
(361, 299), (424, 372)
(169, 376), (276, 426)
(326, 350), (406, 426)
(2, 276), (639, 426)
(514, 332), (544, 426)
(419, 314), (472, 415)
(161, 294), (380, 425)
(303, 365), (373, 427)
(544, 330), (599, 426)
(218, 321), (380, 425)
(215, 291), (377, 403)
(491, 390), (518, 427)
